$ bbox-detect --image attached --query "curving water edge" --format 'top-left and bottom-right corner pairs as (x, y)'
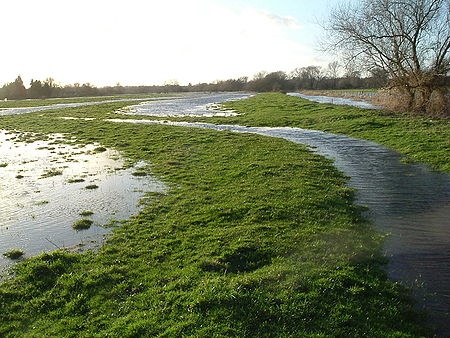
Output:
(106, 118), (450, 335)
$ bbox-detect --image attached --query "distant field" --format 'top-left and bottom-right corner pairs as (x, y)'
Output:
(0, 93), (190, 109)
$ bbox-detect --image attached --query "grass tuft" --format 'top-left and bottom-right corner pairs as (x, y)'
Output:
(3, 249), (25, 259)
(67, 178), (85, 183)
(79, 210), (94, 216)
(72, 218), (93, 230)
(40, 169), (63, 178)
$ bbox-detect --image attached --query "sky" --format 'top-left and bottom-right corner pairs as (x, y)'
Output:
(1, 0), (338, 87)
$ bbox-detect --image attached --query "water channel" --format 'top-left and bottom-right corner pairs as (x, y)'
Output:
(106, 117), (450, 335)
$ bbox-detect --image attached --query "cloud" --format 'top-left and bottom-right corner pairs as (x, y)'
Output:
(260, 10), (302, 29)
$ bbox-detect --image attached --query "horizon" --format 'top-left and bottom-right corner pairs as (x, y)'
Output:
(1, 0), (339, 88)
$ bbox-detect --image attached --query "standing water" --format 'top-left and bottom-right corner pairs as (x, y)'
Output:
(0, 130), (166, 273)
(288, 92), (381, 109)
(121, 93), (253, 117)
(106, 118), (450, 335)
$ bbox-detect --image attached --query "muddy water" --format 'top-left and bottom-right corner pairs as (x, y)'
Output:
(0, 130), (166, 272)
(107, 118), (450, 335)
(288, 92), (381, 109)
(122, 93), (253, 117)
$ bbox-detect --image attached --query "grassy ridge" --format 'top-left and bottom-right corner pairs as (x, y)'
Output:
(190, 93), (449, 173)
(0, 108), (427, 336)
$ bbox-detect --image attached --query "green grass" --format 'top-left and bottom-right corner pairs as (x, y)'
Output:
(72, 218), (93, 230)
(190, 93), (449, 172)
(3, 249), (25, 259)
(0, 106), (428, 336)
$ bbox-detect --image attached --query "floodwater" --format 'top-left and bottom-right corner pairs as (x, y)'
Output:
(121, 93), (253, 117)
(0, 95), (203, 116)
(0, 130), (166, 272)
(288, 92), (381, 109)
(106, 118), (450, 335)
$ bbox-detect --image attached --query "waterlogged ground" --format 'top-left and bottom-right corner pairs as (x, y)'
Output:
(0, 130), (165, 271)
(0, 94), (203, 116)
(121, 93), (253, 117)
(106, 118), (450, 334)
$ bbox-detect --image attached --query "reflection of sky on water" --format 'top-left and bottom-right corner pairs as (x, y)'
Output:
(122, 93), (253, 117)
(0, 130), (166, 271)
(288, 92), (381, 109)
(0, 95), (202, 116)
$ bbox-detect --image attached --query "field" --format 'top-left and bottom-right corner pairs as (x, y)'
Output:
(0, 94), (444, 336)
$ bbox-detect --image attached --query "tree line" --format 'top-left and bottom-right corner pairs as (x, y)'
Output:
(0, 64), (390, 101)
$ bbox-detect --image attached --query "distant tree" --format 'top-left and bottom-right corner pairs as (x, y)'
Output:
(246, 71), (289, 92)
(290, 66), (324, 90)
(41, 78), (59, 98)
(11, 76), (27, 99)
(326, 62), (341, 89)
(324, 0), (450, 114)
(29, 79), (44, 99)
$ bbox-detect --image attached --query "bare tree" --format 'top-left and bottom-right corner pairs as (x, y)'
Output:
(324, 0), (449, 114)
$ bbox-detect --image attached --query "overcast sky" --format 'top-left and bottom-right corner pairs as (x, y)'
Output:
(1, 0), (338, 87)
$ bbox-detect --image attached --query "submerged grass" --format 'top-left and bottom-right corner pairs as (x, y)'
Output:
(0, 101), (430, 336)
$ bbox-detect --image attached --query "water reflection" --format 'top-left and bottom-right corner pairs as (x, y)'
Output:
(0, 95), (203, 116)
(122, 93), (253, 117)
(288, 92), (381, 109)
(106, 118), (450, 335)
(0, 130), (166, 272)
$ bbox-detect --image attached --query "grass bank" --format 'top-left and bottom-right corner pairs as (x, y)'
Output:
(0, 106), (428, 336)
(190, 93), (449, 173)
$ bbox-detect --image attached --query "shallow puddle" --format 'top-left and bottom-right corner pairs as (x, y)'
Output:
(106, 118), (450, 335)
(0, 130), (165, 272)
(288, 92), (381, 109)
(122, 93), (253, 117)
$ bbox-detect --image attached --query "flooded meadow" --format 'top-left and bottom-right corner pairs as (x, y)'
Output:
(0, 130), (165, 272)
